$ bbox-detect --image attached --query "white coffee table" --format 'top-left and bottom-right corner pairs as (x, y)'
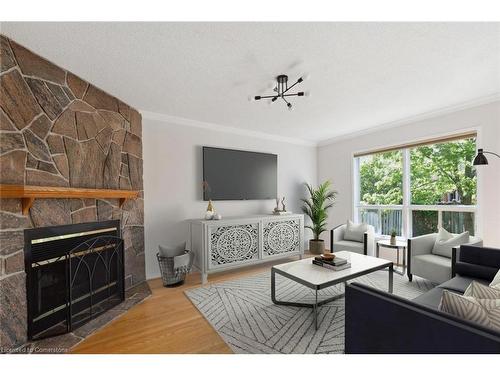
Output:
(271, 251), (393, 330)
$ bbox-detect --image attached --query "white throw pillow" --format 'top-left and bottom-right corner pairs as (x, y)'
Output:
(343, 220), (368, 243)
(159, 242), (186, 258)
(464, 280), (500, 299)
(438, 290), (500, 332)
(431, 228), (469, 258)
(490, 269), (500, 291)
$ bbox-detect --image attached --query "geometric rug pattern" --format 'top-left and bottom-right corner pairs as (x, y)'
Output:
(185, 270), (434, 354)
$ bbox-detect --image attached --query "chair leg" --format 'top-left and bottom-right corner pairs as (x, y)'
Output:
(408, 273), (413, 282)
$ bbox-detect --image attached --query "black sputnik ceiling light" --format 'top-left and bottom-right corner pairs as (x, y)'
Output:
(252, 74), (310, 110)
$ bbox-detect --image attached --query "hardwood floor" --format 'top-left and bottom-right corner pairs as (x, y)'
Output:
(71, 255), (305, 354)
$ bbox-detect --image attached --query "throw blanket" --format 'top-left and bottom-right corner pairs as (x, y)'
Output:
(174, 252), (193, 276)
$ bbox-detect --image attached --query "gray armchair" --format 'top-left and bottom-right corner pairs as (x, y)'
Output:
(330, 223), (375, 256)
(407, 233), (482, 284)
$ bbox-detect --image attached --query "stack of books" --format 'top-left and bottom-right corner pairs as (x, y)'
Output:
(312, 256), (351, 271)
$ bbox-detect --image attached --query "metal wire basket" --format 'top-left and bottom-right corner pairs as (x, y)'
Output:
(156, 251), (193, 287)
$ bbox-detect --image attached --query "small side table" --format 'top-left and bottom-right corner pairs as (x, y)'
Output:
(376, 239), (407, 276)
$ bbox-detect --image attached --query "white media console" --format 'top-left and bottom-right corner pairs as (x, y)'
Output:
(188, 214), (304, 284)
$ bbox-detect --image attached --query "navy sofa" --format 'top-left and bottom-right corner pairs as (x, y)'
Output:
(345, 245), (500, 353)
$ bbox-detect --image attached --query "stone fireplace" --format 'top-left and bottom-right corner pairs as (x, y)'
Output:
(0, 35), (147, 352)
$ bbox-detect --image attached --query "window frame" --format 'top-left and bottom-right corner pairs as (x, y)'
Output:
(353, 139), (478, 238)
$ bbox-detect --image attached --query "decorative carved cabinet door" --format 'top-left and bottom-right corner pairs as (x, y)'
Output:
(263, 217), (301, 257)
(209, 223), (259, 269)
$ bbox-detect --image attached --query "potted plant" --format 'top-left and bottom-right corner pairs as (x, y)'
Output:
(390, 229), (397, 245)
(301, 181), (337, 254)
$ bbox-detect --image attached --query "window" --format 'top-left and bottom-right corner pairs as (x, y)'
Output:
(354, 135), (477, 237)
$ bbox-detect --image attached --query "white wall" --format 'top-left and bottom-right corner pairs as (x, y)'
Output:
(143, 119), (317, 279)
(317, 101), (500, 246)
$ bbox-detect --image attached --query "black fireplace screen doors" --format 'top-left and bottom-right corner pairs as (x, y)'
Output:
(24, 220), (125, 341)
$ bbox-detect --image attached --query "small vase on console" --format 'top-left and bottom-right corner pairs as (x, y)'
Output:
(205, 199), (215, 219)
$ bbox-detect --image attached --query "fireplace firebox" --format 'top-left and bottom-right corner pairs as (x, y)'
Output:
(24, 220), (125, 340)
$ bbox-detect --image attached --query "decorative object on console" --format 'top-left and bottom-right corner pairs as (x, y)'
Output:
(273, 197), (282, 214)
(252, 74), (310, 110)
(302, 181), (337, 254)
(206, 199), (214, 212)
(204, 200), (218, 220)
(203, 181), (216, 219)
(273, 196), (292, 215)
(205, 199), (215, 218)
(473, 148), (500, 165)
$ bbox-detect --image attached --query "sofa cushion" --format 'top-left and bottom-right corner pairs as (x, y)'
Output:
(464, 281), (500, 299)
(412, 287), (445, 309)
(459, 245), (500, 269)
(333, 240), (364, 254)
(343, 220), (367, 243)
(159, 242), (186, 258)
(455, 262), (499, 281)
(438, 276), (488, 293)
(439, 290), (500, 332)
(431, 228), (469, 258)
(412, 254), (451, 284)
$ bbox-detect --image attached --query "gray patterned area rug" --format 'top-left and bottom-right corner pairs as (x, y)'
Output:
(185, 270), (434, 354)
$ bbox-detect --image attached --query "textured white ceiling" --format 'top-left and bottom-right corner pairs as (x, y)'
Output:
(2, 22), (499, 143)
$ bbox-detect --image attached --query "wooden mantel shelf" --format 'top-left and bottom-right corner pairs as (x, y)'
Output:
(0, 184), (140, 215)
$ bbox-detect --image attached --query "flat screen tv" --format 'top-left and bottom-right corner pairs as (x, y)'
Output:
(203, 147), (277, 201)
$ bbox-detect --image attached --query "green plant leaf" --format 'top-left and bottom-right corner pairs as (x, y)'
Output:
(302, 180), (337, 240)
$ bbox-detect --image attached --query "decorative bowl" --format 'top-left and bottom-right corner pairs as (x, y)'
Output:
(321, 253), (335, 261)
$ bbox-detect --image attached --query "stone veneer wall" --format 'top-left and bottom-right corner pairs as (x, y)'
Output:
(0, 35), (145, 350)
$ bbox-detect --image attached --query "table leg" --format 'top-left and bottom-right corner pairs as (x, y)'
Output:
(376, 243), (379, 258)
(388, 264), (394, 294)
(271, 270), (344, 331)
(314, 289), (318, 330)
(271, 268), (276, 303)
(396, 246), (400, 266)
(402, 246), (406, 274)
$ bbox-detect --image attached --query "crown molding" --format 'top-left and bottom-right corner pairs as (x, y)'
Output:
(140, 110), (317, 147)
(141, 94), (500, 149)
(317, 93), (500, 147)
